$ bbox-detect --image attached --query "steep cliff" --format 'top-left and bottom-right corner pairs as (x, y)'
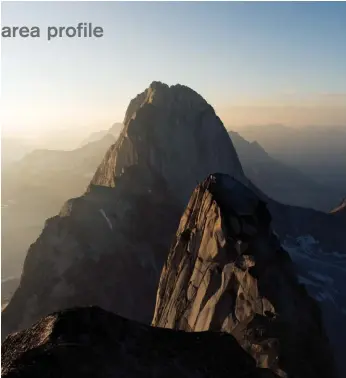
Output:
(90, 81), (245, 200)
(153, 174), (336, 378)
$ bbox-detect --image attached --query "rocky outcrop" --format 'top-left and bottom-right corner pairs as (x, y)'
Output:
(152, 174), (336, 378)
(2, 82), (246, 337)
(2, 306), (278, 378)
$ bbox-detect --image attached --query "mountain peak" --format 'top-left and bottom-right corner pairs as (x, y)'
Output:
(148, 81), (205, 99)
(149, 80), (169, 89)
(153, 173), (336, 378)
(124, 81), (208, 125)
(92, 82), (246, 204)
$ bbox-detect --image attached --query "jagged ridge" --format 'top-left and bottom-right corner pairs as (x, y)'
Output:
(153, 173), (336, 378)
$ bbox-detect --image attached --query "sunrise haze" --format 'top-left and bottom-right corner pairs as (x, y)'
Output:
(1, 1), (346, 137)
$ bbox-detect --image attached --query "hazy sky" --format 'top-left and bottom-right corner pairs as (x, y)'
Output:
(1, 1), (346, 137)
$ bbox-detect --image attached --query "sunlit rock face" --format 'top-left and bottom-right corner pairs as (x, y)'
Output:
(153, 174), (337, 378)
(2, 82), (246, 338)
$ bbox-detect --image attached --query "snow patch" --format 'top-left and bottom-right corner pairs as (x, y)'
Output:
(99, 209), (113, 230)
(296, 235), (319, 249)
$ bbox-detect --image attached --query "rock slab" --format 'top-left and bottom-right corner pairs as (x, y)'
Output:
(2, 306), (278, 378)
(153, 173), (336, 378)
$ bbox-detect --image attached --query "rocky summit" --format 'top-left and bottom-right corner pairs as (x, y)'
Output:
(2, 81), (246, 338)
(1, 306), (278, 378)
(152, 174), (336, 378)
(90, 81), (246, 200)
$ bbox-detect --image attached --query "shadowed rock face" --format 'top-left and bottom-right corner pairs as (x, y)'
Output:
(91, 81), (246, 202)
(2, 166), (180, 337)
(152, 174), (336, 378)
(2, 82), (246, 338)
(1, 306), (278, 378)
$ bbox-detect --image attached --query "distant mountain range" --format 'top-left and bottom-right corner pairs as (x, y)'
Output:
(79, 122), (123, 146)
(236, 124), (346, 192)
(229, 130), (343, 211)
(1, 138), (39, 168)
(1, 132), (118, 282)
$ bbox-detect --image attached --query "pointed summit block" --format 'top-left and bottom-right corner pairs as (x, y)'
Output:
(91, 81), (246, 202)
(153, 173), (336, 378)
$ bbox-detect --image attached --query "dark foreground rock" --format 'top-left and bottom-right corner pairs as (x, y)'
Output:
(153, 174), (336, 378)
(2, 306), (278, 378)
